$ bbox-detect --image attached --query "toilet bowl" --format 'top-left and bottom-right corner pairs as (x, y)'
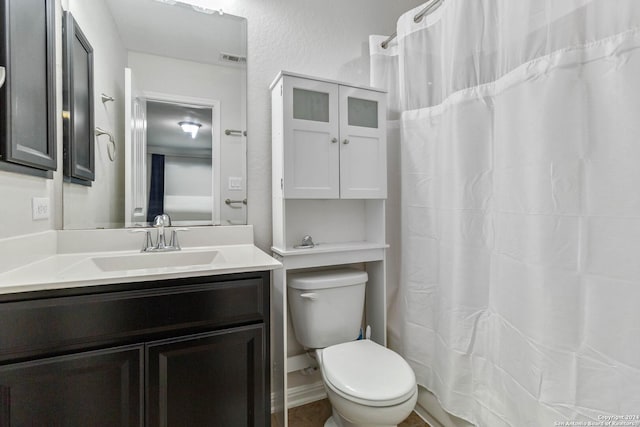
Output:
(317, 340), (417, 427)
(288, 269), (418, 427)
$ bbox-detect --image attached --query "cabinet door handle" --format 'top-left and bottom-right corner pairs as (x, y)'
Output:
(342, 139), (350, 145)
(331, 138), (338, 143)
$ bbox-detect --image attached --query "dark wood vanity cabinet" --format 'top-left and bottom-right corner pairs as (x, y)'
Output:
(0, 272), (270, 427)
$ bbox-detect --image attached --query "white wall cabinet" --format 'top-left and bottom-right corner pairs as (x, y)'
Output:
(273, 73), (386, 199)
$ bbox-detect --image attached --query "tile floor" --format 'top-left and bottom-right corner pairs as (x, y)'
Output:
(272, 399), (430, 426)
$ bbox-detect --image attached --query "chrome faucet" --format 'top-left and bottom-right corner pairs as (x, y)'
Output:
(130, 214), (187, 252)
(153, 214), (172, 250)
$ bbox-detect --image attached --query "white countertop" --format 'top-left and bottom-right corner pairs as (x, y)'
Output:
(0, 245), (281, 294)
(0, 227), (281, 295)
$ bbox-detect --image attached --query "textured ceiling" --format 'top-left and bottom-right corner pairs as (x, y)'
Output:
(104, 0), (247, 67)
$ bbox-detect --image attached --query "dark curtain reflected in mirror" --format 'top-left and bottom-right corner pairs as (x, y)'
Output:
(147, 154), (165, 222)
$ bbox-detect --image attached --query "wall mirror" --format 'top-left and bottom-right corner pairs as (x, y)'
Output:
(62, 0), (247, 229)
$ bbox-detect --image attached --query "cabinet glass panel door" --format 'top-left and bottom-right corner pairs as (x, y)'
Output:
(339, 86), (387, 199)
(283, 77), (339, 198)
(347, 97), (378, 129)
(293, 88), (330, 122)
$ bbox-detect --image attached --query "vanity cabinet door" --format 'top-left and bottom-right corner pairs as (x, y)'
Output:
(283, 76), (340, 199)
(0, 345), (143, 427)
(339, 86), (387, 199)
(146, 325), (267, 427)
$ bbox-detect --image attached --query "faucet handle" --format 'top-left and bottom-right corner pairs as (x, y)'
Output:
(129, 229), (153, 252)
(169, 228), (189, 250)
(153, 214), (171, 227)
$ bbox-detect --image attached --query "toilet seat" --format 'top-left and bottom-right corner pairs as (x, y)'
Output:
(320, 340), (416, 407)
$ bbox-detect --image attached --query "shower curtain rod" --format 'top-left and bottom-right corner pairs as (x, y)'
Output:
(381, 0), (445, 49)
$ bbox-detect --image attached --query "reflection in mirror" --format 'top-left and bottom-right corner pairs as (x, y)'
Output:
(62, 0), (247, 229)
(131, 97), (217, 227)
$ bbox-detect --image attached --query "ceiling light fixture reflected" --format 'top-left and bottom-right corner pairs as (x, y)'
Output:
(191, 5), (222, 15)
(178, 121), (202, 139)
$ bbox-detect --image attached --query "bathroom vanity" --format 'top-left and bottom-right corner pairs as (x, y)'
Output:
(0, 226), (280, 427)
(0, 272), (268, 426)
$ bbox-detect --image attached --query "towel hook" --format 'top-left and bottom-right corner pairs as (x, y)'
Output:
(95, 127), (116, 162)
(101, 93), (115, 103)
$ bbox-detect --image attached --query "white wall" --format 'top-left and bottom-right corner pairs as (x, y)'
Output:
(0, 0), (424, 246)
(0, 0), (64, 239)
(164, 156), (212, 198)
(178, 0), (425, 251)
(62, 0), (128, 229)
(0, 172), (58, 238)
(146, 154), (214, 222)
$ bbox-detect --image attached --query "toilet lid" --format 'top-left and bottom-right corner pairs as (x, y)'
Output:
(321, 340), (416, 407)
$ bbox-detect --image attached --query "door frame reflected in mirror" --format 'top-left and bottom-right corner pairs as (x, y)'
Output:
(125, 89), (221, 228)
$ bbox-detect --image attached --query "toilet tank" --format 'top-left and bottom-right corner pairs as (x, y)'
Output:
(288, 268), (368, 349)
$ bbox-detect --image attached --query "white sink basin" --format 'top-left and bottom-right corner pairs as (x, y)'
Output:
(91, 250), (222, 272)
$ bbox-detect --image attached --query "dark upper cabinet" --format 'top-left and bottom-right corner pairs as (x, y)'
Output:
(63, 11), (95, 182)
(0, 0), (57, 174)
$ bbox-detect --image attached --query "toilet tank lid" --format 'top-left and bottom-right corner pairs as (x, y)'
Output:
(288, 268), (368, 290)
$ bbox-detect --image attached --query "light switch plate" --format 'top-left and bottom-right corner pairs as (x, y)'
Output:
(228, 177), (243, 191)
(32, 197), (50, 220)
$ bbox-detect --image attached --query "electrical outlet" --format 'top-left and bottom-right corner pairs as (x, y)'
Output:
(228, 177), (243, 191)
(32, 197), (50, 220)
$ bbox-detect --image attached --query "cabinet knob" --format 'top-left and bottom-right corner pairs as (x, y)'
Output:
(342, 139), (350, 145)
(331, 138), (338, 143)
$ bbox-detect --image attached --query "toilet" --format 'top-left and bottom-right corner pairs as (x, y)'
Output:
(288, 268), (417, 427)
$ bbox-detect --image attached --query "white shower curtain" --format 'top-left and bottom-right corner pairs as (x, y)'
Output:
(371, 1), (640, 425)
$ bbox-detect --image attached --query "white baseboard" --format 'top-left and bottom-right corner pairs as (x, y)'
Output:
(271, 381), (327, 413)
(414, 402), (444, 427)
(288, 381), (327, 408)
